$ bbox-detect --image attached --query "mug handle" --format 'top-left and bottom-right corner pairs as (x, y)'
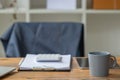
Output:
(109, 55), (120, 69)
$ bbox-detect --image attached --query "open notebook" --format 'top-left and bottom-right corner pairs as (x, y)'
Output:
(19, 54), (71, 71)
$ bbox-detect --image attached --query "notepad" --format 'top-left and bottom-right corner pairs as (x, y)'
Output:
(19, 54), (71, 71)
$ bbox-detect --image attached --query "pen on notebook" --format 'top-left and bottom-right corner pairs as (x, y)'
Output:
(18, 58), (24, 66)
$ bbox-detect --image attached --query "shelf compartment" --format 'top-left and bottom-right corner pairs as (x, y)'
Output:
(0, 14), (26, 35)
(47, 0), (77, 10)
(0, 0), (28, 11)
(30, 0), (82, 9)
(87, 0), (120, 10)
(30, 14), (83, 22)
(93, 0), (115, 9)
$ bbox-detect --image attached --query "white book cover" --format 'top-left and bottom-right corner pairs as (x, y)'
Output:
(19, 54), (71, 71)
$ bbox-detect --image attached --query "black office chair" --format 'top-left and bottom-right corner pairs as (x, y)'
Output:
(0, 22), (84, 57)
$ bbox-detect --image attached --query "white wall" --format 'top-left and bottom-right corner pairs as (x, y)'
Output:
(86, 14), (120, 56)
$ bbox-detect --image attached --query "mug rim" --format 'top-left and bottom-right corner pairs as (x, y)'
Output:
(89, 51), (110, 56)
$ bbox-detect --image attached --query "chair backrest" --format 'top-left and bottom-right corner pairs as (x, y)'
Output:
(0, 22), (84, 57)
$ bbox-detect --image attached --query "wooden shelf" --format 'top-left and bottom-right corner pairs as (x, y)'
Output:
(0, 8), (26, 14)
(86, 10), (120, 14)
(29, 9), (83, 14)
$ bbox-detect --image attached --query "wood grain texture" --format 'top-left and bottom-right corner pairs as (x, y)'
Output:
(0, 57), (120, 80)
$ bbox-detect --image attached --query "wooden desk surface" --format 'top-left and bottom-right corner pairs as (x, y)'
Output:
(0, 57), (120, 80)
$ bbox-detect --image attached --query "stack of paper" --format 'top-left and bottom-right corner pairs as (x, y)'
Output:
(19, 54), (71, 71)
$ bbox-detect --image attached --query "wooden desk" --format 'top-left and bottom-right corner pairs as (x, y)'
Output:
(0, 57), (120, 80)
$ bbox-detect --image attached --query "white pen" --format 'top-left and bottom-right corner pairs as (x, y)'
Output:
(18, 58), (24, 66)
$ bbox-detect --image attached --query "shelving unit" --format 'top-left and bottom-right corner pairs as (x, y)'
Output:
(0, 0), (120, 57)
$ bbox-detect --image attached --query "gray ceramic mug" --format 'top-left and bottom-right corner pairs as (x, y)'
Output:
(88, 51), (117, 77)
